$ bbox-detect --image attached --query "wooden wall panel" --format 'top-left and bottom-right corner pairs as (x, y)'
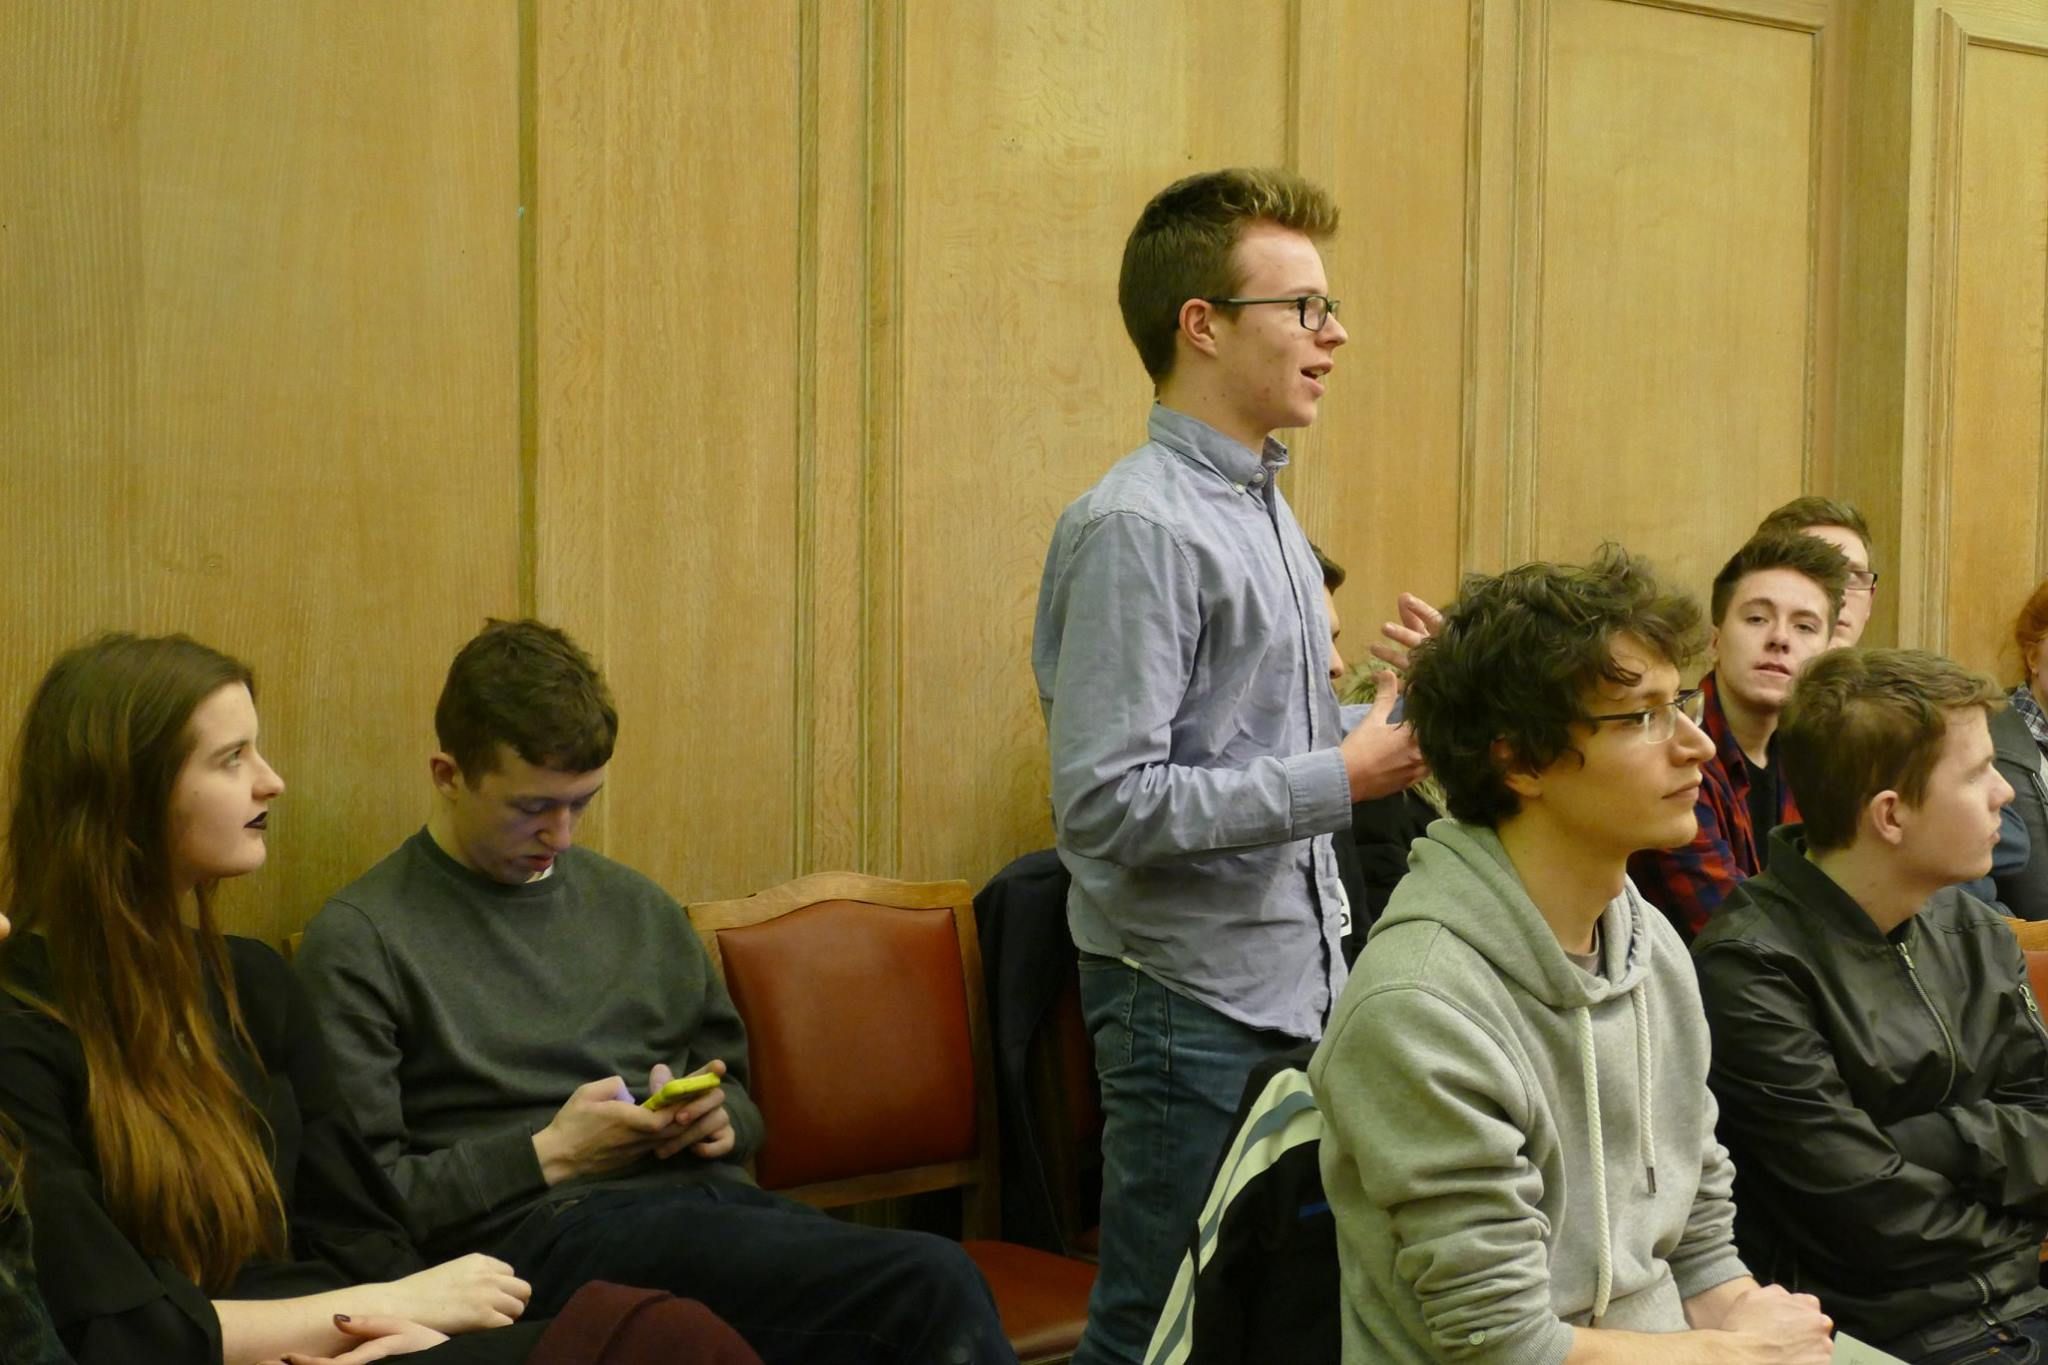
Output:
(1925, 11), (2048, 676)
(533, 1), (803, 903)
(888, 1), (1291, 882)
(1503, 0), (1835, 607)
(0, 2), (520, 948)
(1295, 0), (1471, 625)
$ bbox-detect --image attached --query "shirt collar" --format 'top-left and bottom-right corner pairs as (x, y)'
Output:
(2011, 684), (2048, 753)
(1699, 670), (1755, 778)
(1757, 824), (1909, 945)
(1147, 403), (1288, 491)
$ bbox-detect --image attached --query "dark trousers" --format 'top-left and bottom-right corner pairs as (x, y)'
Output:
(492, 1181), (1018, 1365)
(1894, 1308), (2048, 1365)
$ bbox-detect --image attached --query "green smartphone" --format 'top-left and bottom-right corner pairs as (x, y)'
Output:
(642, 1072), (720, 1111)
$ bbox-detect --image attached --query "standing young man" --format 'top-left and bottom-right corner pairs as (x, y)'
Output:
(1755, 496), (1878, 648)
(1311, 547), (1833, 1363)
(1626, 531), (1847, 938)
(1032, 168), (1424, 1365)
(1693, 650), (2048, 1362)
(297, 619), (1013, 1365)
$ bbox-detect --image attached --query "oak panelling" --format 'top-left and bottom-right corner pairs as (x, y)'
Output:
(1508, 0), (1835, 611)
(1290, 0), (1471, 625)
(0, 2), (521, 948)
(532, 1), (803, 902)
(889, 1), (1292, 882)
(1924, 10), (2048, 675)
(1831, 0), (1916, 648)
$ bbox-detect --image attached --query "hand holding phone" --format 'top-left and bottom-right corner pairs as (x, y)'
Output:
(642, 1071), (721, 1111)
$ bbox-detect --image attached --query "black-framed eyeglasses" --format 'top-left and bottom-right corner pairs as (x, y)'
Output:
(1202, 293), (1340, 332)
(1586, 688), (1705, 744)
(1845, 569), (1880, 592)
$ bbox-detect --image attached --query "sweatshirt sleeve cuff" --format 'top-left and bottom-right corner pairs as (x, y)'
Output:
(466, 1127), (549, 1213)
(1671, 1248), (1751, 1306)
(1285, 747), (1353, 838)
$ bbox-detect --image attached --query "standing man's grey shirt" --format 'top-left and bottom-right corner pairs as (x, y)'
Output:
(1033, 404), (1355, 1039)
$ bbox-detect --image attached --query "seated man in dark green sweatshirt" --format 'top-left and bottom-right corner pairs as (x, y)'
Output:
(1694, 648), (2048, 1363)
(295, 618), (1013, 1365)
(1310, 546), (1834, 1364)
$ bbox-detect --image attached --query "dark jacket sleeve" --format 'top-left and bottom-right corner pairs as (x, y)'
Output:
(229, 938), (426, 1285)
(1992, 706), (2048, 922)
(0, 1006), (220, 1365)
(1883, 935), (2048, 1215)
(1694, 941), (2039, 1283)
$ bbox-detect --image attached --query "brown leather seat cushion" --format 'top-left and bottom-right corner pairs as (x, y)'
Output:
(962, 1239), (1096, 1360)
(719, 899), (979, 1189)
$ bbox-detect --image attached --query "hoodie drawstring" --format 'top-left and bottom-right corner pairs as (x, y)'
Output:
(1576, 1005), (1614, 1325)
(1635, 986), (1657, 1196)
(1576, 915), (1661, 1328)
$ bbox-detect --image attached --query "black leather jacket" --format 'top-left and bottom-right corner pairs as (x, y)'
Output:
(1693, 826), (2048, 1345)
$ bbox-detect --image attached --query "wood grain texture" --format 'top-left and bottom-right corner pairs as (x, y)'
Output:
(1300, 0), (1471, 623)
(1929, 17), (2048, 673)
(1521, 0), (1830, 604)
(531, 0), (803, 903)
(0, 1), (521, 948)
(891, 0), (1291, 885)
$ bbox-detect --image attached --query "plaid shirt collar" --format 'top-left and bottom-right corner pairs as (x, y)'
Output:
(2012, 684), (2048, 752)
(1698, 671), (1756, 780)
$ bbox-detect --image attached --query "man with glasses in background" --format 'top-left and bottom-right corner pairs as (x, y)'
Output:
(1755, 496), (1879, 648)
(1033, 167), (1425, 1365)
(1626, 531), (1848, 939)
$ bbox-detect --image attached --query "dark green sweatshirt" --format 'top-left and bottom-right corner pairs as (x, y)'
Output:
(296, 830), (763, 1255)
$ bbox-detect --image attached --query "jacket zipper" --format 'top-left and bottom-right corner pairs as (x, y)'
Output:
(1896, 931), (1959, 1101)
(2020, 979), (2048, 1052)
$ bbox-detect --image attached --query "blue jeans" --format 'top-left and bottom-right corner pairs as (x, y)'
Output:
(1896, 1309), (2048, 1365)
(1072, 956), (1299, 1365)
(493, 1180), (1015, 1365)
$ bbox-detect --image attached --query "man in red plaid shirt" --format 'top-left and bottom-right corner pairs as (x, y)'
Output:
(1628, 532), (1848, 939)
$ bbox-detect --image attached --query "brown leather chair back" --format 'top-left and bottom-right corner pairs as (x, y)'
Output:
(689, 873), (1000, 1226)
(718, 897), (979, 1190)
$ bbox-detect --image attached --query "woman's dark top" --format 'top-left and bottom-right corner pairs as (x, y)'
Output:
(0, 1201), (69, 1364)
(0, 934), (537, 1365)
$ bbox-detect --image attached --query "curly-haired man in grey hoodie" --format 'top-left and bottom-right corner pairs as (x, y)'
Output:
(1309, 547), (1834, 1364)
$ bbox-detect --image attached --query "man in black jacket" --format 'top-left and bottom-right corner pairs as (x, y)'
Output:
(1694, 647), (2048, 1363)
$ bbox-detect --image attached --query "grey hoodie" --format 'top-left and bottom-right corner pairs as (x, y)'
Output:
(1308, 821), (1748, 1364)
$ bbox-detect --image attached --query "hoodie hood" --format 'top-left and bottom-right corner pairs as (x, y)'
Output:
(1374, 818), (1657, 1009)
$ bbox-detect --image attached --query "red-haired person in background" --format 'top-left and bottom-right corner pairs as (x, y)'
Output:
(1991, 580), (2048, 920)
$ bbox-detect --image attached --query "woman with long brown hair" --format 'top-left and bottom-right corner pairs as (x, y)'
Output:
(0, 634), (542, 1365)
(0, 907), (69, 1365)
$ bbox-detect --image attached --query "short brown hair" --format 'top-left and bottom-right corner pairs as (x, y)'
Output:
(1118, 168), (1339, 383)
(1311, 542), (1346, 591)
(1778, 648), (2002, 852)
(2013, 579), (2048, 686)
(1709, 531), (1849, 629)
(1757, 495), (1874, 565)
(435, 619), (617, 781)
(1405, 545), (1706, 826)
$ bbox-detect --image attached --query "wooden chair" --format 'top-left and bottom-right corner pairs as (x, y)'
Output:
(2007, 917), (2048, 953)
(688, 872), (1095, 1365)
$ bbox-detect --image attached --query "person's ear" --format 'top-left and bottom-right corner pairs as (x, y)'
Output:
(1178, 297), (1223, 360)
(429, 752), (465, 800)
(1866, 789), (1906, 848)
(1497, 738), (1542, 802)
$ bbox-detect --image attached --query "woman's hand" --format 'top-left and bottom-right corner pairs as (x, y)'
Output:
(261, 1313), (449, 1365)
(373, 1253), (531, 1333)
